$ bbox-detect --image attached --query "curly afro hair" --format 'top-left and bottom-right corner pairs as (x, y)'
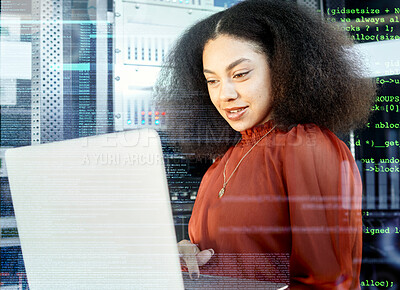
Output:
(154, 0), (376, 159)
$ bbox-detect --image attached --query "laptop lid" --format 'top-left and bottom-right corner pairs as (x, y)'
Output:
(5, 129), (184, 289)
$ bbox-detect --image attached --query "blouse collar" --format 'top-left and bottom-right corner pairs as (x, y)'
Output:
(239, 120), (276, 145)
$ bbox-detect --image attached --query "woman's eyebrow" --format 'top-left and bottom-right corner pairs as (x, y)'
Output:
(203, 58), (251, 74)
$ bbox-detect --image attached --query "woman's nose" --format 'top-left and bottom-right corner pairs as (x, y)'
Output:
(219, 80), (238, 101)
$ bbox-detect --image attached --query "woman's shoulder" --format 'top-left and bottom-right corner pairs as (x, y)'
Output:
(278, 123), (362, 203)
(274, 123), (354, 164)
(276, 123), (345, 149)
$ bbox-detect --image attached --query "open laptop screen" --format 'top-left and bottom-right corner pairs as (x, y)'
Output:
(6, 129), (184, 289)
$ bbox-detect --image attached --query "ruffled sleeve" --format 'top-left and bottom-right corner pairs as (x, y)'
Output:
(283, 124), (362, 289)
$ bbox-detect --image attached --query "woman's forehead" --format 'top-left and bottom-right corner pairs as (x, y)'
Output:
(202, 35), (267, 71)
(204, 34), (263, 53)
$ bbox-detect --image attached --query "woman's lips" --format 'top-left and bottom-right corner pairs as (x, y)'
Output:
(224, 106), (248, 121)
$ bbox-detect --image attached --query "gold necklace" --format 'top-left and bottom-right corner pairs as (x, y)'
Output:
(218, 125), (277, 198)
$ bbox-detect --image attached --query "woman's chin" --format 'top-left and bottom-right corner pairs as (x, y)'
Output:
(226, 121), (253, 132)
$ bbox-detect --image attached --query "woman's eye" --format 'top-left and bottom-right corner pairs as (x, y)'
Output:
(233, 71), (249, 79)
(206, 79), (218, 85)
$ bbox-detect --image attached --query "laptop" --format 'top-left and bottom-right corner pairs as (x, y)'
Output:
(6, 129), (288, 289)
(6, 129), (184, 289)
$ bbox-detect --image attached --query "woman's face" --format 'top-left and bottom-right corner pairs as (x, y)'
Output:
(203, 35), (273, 132)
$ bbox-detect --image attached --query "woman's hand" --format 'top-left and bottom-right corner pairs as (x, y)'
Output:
(178, 239), (214, 279)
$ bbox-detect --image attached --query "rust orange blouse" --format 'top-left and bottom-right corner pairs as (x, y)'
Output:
(188, 120), (362, 289)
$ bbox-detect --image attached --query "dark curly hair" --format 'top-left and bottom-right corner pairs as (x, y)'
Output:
(154, 0), (376, 159)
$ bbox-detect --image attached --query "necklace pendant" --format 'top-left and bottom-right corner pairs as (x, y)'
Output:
(218, 187), (225, 198)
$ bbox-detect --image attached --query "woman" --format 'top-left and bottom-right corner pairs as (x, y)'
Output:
(155, 0), (376, 288)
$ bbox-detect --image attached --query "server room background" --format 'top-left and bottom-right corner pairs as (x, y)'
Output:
(0, 0), (399, 288)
